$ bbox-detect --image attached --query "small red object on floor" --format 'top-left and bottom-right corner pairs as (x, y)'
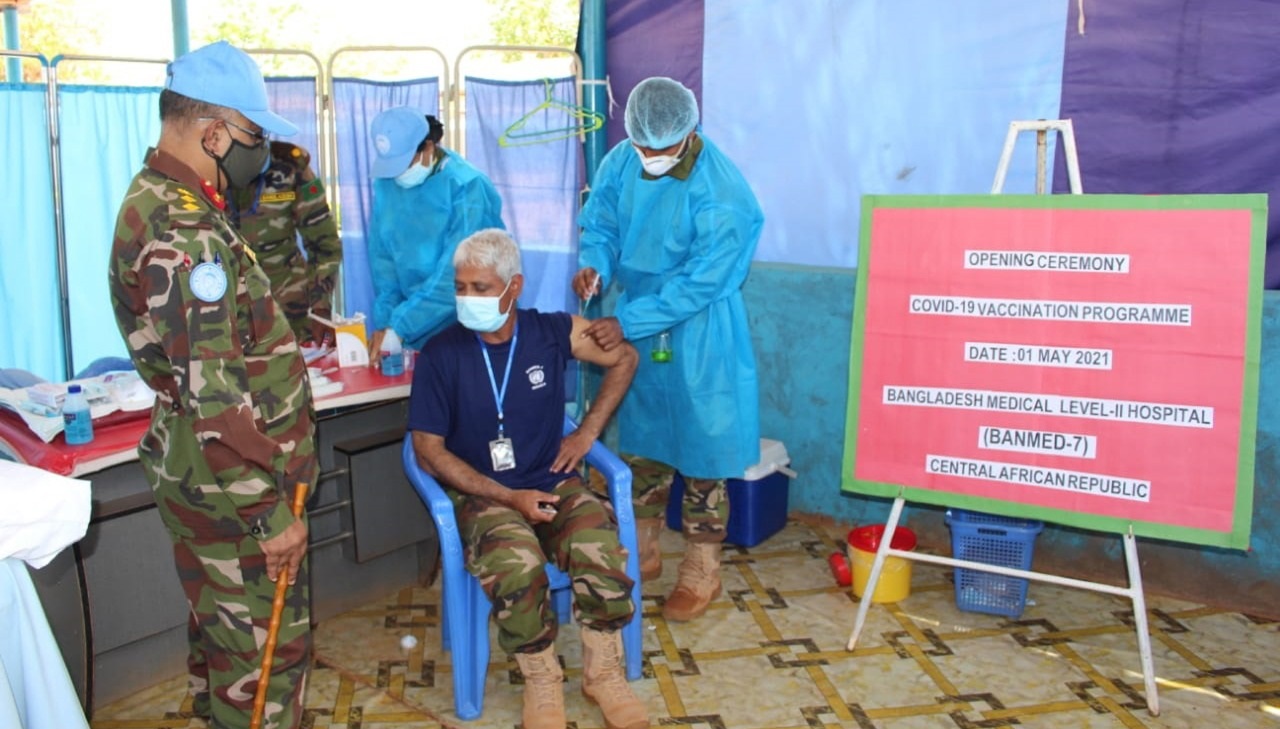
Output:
(828, 551), (852, 586)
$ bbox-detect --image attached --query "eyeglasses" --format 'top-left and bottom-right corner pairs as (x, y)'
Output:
(199, 116), (268, 146)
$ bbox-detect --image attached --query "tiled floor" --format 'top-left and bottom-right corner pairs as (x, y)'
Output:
(90, 519), (1280, 728)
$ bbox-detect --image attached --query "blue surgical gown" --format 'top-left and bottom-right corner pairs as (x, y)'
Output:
(578, 136), (764, 479)
(368, 150), (505, 350)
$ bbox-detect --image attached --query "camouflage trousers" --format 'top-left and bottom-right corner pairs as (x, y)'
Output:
(173, 528), (311, 729)
(625, 455), (728, 543)
(452, 476), (634, 655)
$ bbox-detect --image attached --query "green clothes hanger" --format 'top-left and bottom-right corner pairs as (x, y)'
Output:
(499, 78), (605, 148)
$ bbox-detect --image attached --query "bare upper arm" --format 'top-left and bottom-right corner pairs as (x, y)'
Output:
(569, 314), (637, 368)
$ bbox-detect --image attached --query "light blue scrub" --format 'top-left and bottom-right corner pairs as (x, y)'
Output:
(368, 149), (504, 350)
(578, 136), (763, 479)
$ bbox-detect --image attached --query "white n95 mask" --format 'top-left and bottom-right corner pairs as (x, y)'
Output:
(456, 281), (512, 332)
(635, 147), (682, 177)
(634, 136), (689, 177)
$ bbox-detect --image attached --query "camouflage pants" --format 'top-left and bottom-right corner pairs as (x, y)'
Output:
(625, 455), (728, 543)
(452, 476), (634, 655)
(174, 530), (311, 729)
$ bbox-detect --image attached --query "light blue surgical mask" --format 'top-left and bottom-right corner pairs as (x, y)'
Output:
(394, 160), (431, 189)
(456, 281), (513, 332)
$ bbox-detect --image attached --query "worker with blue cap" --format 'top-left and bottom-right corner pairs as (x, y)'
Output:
(573, 76), (764, 623)
(364, 106), (505, 361)
(107, 40), (316, 729)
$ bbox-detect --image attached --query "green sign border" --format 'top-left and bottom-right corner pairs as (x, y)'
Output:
(841, 194), (1266, 549)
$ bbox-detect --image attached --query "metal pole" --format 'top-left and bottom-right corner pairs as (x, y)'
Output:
(579, 0), (607, 188)
(1035, 128), (1047, 194)
(170, 0), (190, 57)
(847, 496), (907, 650)
(45, 62), (73, 380)
(1124, 527), (1160, 716)
(3, 6), (20, 83)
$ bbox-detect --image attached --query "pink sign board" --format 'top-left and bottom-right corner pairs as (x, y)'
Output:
(842, 195), (1266, 548)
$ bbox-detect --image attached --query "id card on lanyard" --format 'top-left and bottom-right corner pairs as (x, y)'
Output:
(479, 323), (519, 471)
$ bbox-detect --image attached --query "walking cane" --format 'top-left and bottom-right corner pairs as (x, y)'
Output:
(249, 482), (309, 729)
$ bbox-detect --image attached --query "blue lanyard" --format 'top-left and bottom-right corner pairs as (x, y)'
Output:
(248, 174), (266, 215)
(477, 322), (518, 437)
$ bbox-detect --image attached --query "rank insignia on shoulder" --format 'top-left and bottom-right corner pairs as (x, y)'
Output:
(198, 179), (227, 211)
(177, 188), (201, 212)
(189, 261), (228, 302)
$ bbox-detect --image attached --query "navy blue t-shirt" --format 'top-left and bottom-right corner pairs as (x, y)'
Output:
(408, 309), (573, 492)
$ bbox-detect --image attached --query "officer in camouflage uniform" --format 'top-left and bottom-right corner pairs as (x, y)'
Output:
(408, 230), (646, 729)
(228, 142), (341, 345)
(107, 41), (316, 729)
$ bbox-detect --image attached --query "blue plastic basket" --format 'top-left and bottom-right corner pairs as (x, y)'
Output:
(945, 510), (1043, 618)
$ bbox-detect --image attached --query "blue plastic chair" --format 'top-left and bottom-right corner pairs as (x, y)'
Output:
(400, 415), (643, 720)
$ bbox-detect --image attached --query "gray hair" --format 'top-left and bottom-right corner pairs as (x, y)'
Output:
(453, 228), (523, 283)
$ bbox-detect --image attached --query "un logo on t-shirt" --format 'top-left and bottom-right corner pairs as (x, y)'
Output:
(527, 364), (547, 390)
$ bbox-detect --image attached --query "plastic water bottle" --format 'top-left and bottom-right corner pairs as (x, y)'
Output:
(62, 384), (95, 445)
(651, 331), (672, 363)
(381, 329), (405, 376)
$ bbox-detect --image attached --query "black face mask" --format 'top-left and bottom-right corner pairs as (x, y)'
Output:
(217, 135), (271, 190)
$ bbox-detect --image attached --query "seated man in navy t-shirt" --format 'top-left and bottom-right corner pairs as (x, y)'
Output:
(408, 229), (645, 729)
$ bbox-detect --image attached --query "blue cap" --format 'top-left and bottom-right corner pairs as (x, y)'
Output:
(370, 107), (430, 178)
(166, 41), (297, 137)
(624, 77), (699, 149)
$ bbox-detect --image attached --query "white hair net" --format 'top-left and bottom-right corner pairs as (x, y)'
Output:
(624, 77), (699, 149)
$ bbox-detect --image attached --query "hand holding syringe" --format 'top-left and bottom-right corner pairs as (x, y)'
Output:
(582, 272), (601, 312)
(575, 269), (602, 313)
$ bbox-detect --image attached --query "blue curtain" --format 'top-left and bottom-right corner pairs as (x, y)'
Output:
(330, 77), (439, 320)
(58, 85), (162, 377)
(464, 76), (582, 317)
(0, 84), (61, 381)
(264, 76), (320, 166)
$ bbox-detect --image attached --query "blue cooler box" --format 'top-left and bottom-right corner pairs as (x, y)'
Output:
(665, 439), (793, 547)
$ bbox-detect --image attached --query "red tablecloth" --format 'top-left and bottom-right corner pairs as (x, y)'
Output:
(0, 366), (412, 477)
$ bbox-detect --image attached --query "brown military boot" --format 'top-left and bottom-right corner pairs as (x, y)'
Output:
(513, 645), (565, 729)
(661, 541), (722, 622)
(581, 627), (648, 729)
(636, 518), (663, 581)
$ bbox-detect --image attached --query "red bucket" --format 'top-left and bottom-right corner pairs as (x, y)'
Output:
(847, 525), (916, 602)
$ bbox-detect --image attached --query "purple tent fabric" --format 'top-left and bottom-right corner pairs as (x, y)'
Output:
(604, 0), (704, 148)
(1054, 0), (1280, 288)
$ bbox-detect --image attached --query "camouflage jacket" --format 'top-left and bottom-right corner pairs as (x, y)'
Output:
(108, 148), (317, 541)
(228, 141), (341, 344)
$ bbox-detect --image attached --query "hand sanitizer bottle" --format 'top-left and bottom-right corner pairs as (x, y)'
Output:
(63, 384), (95, 445)
(381, 329), (405, 376)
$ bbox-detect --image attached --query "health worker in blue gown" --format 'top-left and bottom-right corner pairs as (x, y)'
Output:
(573, 76), (763, 624)
(366, 107), (505, 359)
